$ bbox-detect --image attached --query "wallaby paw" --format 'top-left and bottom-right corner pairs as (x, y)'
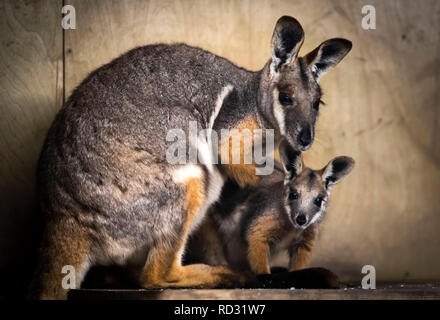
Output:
(212, 267), (249, 288)
(255, 267), (340, 289)
(308, 267), (340, 289)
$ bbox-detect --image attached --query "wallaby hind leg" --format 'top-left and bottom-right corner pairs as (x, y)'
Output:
(139, 242), (243, 288)
(139, 172), (245, 288)
(29, 218), (92, 300)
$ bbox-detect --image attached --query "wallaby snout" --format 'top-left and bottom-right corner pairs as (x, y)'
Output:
(298, 126), (313, 150)
(295, 213), (308, 227)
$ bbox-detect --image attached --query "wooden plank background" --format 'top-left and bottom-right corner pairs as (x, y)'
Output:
(0, 0), (439, 290)
(0, 0), (63, 293)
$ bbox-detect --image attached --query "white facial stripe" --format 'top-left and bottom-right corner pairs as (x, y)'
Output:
(272, 88), (286, 135)
(310, 208), (324, 225)
(309, 190), (330, 225)
(284, 198), (291, 216)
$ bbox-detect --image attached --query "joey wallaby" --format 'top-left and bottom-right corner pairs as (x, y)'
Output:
(186, 140), (354, 282)
(30, 16), (351, 299)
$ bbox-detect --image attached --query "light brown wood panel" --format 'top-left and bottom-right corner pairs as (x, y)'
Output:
(303, 0), (440, 282)
(64, 0), (440, 281)
(0, 0), (63, 269)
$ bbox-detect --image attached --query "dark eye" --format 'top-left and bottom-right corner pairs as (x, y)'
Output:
(313, 99), (325, 111)
(289, 190), (299, 200)
(314, 197), (323, 207)
(279, 92), (293, 106)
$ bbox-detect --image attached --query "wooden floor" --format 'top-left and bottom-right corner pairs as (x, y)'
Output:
(68, 283), (440, 300)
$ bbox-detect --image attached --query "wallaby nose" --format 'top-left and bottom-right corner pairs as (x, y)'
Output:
(298, 128), (312, 148)
(296, 214), (307, 226)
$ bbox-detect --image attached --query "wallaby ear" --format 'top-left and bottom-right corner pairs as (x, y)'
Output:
(279, 139), (302, 180)
(304, 38), (352, 82)
(321, 156), (355, 188)
(271, 16), (304, 75)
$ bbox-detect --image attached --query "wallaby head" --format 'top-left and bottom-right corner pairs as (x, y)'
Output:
(279, 140), (354, 229)
(258, 16), (352, 151)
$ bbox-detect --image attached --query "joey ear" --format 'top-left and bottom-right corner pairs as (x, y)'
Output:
(271, 16), (304, 75)
(321, 156), (355, 188)
(279, 139), (302, 179)
(304, 38), (352, 82)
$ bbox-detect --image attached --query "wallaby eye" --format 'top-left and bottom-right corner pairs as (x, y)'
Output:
(289, 190), (299, 200)
(314, 197), (323, 207)
(279, 92), (293, 106)
(313, 99), (325, 111)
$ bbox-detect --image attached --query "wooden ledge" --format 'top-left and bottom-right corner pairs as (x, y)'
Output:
(68, 283), (440, 300)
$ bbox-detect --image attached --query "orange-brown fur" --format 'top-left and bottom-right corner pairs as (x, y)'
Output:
(222, 116), (262, 187)
(29, 218), (91, 300)
(289, 227), (316, 271)
(246, 213), (283, 274)
(139, 175), (241, 288)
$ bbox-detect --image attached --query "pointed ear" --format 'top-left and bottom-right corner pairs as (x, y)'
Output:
(270, 16), (304, 75)
(321, 156), (355, 188)
(279, 139), (302, 180)
(304, 38), (352, 82)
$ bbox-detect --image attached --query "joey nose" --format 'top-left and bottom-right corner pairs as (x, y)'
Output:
(298, 129), (312, 149)
(296, 214), (307, 226)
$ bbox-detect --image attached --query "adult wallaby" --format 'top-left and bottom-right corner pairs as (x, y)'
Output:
(185, 140), (355, 281)
(30, 16), (351, 299)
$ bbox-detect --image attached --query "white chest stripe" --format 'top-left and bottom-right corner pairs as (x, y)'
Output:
(200, 84), (234, 173)
(172, 164), (203, 184)
(209, 84), (234, 130)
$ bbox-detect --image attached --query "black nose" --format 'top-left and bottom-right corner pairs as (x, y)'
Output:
(296, 214), (307, 226)
(298, 129), (312, 148)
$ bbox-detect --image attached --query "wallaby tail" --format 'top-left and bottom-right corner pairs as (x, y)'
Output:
(27, 218), (92, 300)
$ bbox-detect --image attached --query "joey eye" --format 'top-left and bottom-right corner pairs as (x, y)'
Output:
(289, 190), (299, 200)
(313, 100), (325, 111)
(314, 197), (324, 207)
(279, 92), (293, 106)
